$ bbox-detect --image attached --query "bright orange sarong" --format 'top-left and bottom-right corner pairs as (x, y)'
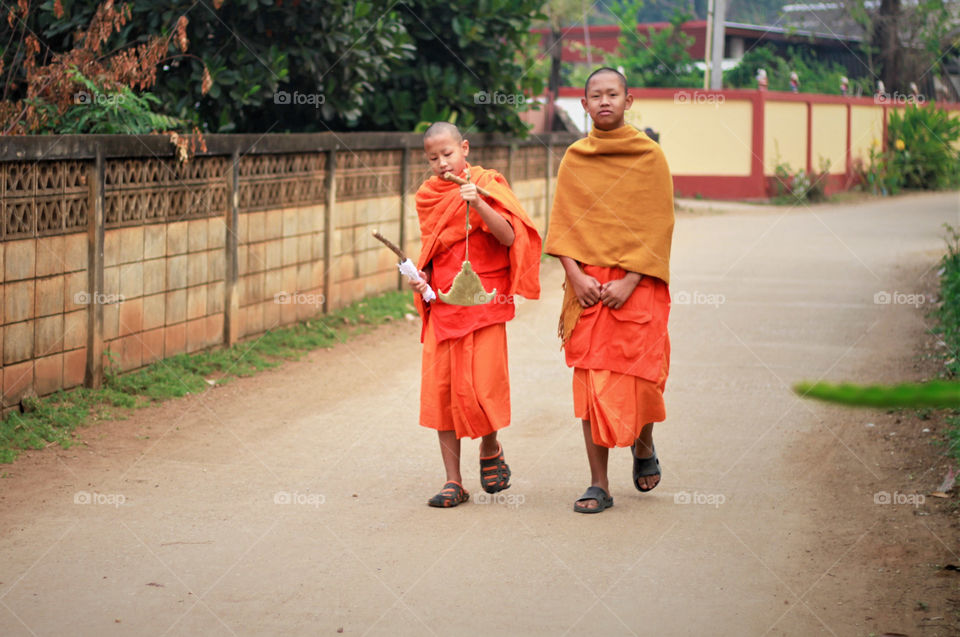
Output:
(420, 317), (510, 439)
(568, 266), (670, 448)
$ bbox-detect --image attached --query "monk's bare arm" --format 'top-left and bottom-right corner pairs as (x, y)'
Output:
(459, 184), (515, 246)
(558, 256), (602, 307)
(600, 271), (642, 310)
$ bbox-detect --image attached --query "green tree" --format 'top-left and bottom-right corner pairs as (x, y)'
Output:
(606, 3), (701, 88)
(844, 0), (960, 96)
(0, 0), (199, 142)
(1, 0), (415, 133)
(3, 1), (543, 135)
(358, 0), (546, 135)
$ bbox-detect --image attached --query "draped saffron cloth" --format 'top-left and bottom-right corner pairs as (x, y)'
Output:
(415, 164), (542, 439)
(544, 125), (675, 448)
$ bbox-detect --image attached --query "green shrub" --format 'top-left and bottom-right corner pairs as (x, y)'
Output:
(937, 225), (960, 378)
(855, 143), (903, 196)
(887, 104), (960, 190)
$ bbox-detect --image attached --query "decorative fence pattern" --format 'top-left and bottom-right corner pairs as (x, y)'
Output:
(0, 132), (577, 410)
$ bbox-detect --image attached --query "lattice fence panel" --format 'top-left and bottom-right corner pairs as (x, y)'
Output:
(2, 161), (90, 238)
(515, 145), (547, 181)
(238, 153), (326, 212)
(105, 156), (227, 227)
(336, 150), (402, 202)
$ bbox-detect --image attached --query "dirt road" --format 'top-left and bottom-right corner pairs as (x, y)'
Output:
(1, 192), (958, 636)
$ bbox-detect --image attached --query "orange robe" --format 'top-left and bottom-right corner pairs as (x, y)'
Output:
(568, 266), (670, 448)
(415, 164), (541, 439)
(544, 125), (675, 448)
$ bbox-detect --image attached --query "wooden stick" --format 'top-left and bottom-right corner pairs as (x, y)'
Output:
(372, 230), (406, 261)
(442, 171), (493, 198)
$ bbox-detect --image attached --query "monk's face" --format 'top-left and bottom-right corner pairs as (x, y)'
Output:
(423, 132), (469, 178)
(582, 72), (633, 130)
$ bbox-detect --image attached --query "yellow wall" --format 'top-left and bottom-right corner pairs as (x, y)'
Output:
(810, 104), (847, 174)
(764, 102), (807, 173)
(626, 97), (753, 176)
(850, 105), (884, 164)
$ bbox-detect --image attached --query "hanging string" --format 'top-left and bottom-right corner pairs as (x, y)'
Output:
(464, 170), (471, 263)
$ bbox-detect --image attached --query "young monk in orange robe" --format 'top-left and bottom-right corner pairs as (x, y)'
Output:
(410, 122), (542, 508)
(544, 68), (675, 513)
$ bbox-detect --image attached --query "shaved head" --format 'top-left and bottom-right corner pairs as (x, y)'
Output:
(585, 67), (627, 96)
(423, 121), (463, 143)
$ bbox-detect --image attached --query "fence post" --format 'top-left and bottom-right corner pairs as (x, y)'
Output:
(845, 103), (852, 182)
(85, 146), (105, 388)
(508, 143), (517, 185)
(398, 145), (410, 291)
(323, 148), (337, 313)
(224, 149), (240, 346)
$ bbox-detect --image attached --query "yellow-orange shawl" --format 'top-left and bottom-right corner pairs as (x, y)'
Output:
(544, 125), (674, 342)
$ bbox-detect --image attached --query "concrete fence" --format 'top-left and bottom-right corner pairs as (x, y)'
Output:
(0, 132), (577, 409)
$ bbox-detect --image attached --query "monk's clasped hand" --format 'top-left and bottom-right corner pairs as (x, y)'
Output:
(599, 276), (640, 310)
(459, 183), (480, 204)
(571, 272), (602, 308)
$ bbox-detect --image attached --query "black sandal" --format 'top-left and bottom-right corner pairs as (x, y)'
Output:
(632, 442), (661, 492)
(479, 443), (511, 494)
(573, 486), (614, 514)
(428, 481), (470, 508)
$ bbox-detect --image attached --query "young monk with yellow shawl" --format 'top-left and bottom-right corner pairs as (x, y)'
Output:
(544, 68), (674, 514)
(410, 122), (542, 508)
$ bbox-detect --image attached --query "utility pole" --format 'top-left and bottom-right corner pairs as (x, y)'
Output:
(710, 0), (726, 89)
(703, 0), (713, 89)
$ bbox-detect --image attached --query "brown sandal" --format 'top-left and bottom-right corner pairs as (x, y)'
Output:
(428, 481), (470, 508)
(480, 443), (512, 494)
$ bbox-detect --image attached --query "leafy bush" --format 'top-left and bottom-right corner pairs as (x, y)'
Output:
(772, 156), (831, 203)
(28, 68), (189, 135)
(938, 225), (960, 378)
(855, 142), (903, 196)
(0, 1), (200, 138)
(2, 0), (543, 135)
(887, 104), (960, 190)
